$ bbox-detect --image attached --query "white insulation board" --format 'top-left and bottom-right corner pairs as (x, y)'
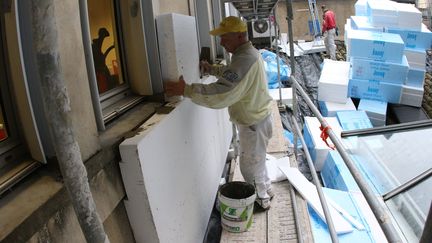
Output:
(319, 99), (356, 117)
(156, 13), (200, 83)
(120, 100), (232, 243)
(318, 59), (351, 103)
(277, 166), (354, 234)
(120, 12), (232, 243)
(269, 87), (293, 106)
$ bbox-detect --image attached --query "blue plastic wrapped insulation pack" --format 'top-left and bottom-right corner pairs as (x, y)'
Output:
(260, 50), (291, 89)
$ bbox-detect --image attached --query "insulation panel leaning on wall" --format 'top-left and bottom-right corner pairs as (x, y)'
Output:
(119, 13), (232, 243)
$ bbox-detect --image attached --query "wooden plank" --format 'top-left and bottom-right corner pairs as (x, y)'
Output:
(289, 155), (315, 243)
(220, 210), (267, 243)
(268, 182), (297, 243)
(221, 157), (267, 243)
(221, 103), (315, 243)
(293, 187), (315, 243)
(267, 101), (289, 153)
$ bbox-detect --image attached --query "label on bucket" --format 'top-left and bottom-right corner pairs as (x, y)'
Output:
(218, 181), (256, 233)
(220, 202), (254, 232)
(220, 202), (251, 221)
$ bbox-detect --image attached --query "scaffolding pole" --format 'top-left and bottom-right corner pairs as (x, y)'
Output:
(291, 76), (403, 243)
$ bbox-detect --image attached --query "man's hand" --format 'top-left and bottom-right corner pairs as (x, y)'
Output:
(164, 75), (186, 97)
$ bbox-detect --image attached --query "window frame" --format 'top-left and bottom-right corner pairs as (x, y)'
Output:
(0, 6), (28, 167)
(81, 0), (151, 130)
(0, 1), (42, 195)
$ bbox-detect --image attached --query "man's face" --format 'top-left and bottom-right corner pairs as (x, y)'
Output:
(220, 32), (243, 53)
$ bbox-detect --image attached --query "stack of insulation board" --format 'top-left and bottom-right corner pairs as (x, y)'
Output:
(321, 151), (361, 192)
(358, 99), (388, 126)
(303, 116), (343, 171)
(309, 188), (387, 242)
(368, 1), (422, 30)
(336, 110), (373, 131)
(319, 99), (356, 117)
(381, 0), (432, 107)
(346, 0), (432, 108)
(317, 59), (357, 118)
(321, 110), (373, 192)
(347, 29), (406, 104)
(318, 59), (351, 104)
(388, 24), (431, 107)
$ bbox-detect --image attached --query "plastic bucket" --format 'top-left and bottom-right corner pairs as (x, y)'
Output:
(218, 181), (256, 233)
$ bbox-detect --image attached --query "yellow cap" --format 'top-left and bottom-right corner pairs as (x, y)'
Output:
(209, 16), (247, 36)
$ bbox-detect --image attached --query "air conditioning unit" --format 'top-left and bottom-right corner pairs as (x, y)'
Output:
(252, 19), (275, 38)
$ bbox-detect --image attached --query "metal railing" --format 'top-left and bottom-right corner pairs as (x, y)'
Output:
(280, 0), (403, 241)
(220, 1), (414, 242)
(290, 75), (403, 243)
(383, 167), (432, 201)
(290, 112), (339, 242)
(283, 1), (339, 242)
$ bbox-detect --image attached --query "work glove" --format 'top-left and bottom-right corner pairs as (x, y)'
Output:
(164, 75), (186, 97)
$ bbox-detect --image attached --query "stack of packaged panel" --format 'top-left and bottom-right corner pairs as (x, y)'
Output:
(317, 59), (357, 119)
(357, 99), (388, 126)
(320, 110), (373, 192)
(345, 0), (432, 107)
(302, 116), (343, 171)
(342, 0), (432, 126)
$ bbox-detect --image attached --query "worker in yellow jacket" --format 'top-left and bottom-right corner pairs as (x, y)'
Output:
(165, 16), (274, 210)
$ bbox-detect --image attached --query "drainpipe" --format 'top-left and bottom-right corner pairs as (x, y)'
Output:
(31, 1), (109, 242)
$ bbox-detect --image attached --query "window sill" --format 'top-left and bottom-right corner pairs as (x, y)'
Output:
(0, 101), (163, 242)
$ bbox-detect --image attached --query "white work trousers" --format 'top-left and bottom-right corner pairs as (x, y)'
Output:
(237, 114), (273, 199)
(324, 28), (337, 60)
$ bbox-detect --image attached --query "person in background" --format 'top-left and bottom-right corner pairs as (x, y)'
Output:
(164, 16), (274, 211)
(321, 5), (337, 60)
